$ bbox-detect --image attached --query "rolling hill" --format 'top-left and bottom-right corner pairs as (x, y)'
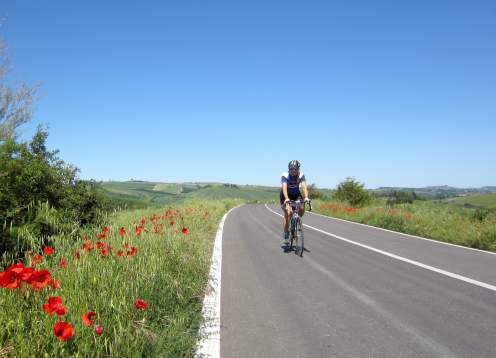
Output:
(99, 181), (280, 206)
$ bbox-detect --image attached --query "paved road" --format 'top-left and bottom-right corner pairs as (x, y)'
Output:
(220, 204), (496, 358)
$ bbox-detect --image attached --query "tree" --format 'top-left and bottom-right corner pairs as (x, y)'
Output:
(334, 177), (371, 207)
(0, 39), (37, 141)
(307, 183), (326, 200)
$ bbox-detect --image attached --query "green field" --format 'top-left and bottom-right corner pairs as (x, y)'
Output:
(444, 193), (496, 209)
(100, 181), (279, 205)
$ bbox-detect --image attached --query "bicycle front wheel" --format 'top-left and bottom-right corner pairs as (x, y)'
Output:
(295, 218), (304, 257)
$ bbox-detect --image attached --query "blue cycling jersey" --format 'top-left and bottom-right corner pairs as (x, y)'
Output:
(281, 172), (306, 196)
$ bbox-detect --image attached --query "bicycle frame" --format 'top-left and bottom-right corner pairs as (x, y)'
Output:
(287, 200), (312, 257)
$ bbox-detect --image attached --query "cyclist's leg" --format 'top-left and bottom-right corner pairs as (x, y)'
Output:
(280, 191), (291, 241)
(297, 193), (305, 217)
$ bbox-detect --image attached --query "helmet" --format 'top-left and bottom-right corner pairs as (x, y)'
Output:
(288, 160), (300, 171)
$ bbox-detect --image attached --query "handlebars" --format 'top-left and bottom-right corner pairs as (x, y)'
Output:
(287, 199), (312, 212)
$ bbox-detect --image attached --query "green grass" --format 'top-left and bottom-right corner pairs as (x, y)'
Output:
(444, 193), (496, 209)
(0, 198), (242, 357)
(100, 181), (279, 206)
(313, 199), (496, 252)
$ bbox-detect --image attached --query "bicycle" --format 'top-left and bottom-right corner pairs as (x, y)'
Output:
(287, 199), (312, 257)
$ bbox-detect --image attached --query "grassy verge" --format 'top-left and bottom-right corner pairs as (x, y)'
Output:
(313, 199), (496, 252)
(0, 198), (242, 357)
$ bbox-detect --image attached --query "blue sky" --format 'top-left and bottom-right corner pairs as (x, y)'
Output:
(1, 0), (495, 188)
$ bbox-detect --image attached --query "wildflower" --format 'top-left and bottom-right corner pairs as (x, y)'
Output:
(82, 242), (94, 252)
(28, 269), (52, 291)
(127, 247), (138, 257)
(135, 226), (143, 236)
(154, 225), (163, 234)
(49, 278), (61, 290)
(117, 250), (124, 257)
(119, 227), (126, 238)
(96, 241), (106, 249)
(0, 269), (21, 290)
(82, 311), (97, 327)
(43, 296), (68, 316)
(134, 299), (148, 310)
(59, 258), (68, 269)
(95, 324), (104, 336)
(32, 254), (43, 266)
(43, 246), (55, 256)
(169, 221), (175, 226)
(20, 267), (35, 282)
(182, 228), (188, 235)
(100, 249), (110, 258)
(75, 251), (81, 262)
(103, 226), (110, 233)
(53, 322), (74, 341)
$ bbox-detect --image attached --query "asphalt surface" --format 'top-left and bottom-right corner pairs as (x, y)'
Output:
(220, 204), (496, 358)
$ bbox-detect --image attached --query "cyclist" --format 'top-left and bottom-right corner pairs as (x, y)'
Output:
(280, 160), (310, 244)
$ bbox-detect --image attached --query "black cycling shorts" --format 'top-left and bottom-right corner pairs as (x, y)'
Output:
(280, 190), (302, 207)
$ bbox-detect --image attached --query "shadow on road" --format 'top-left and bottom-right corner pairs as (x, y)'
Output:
(280, 244), (311, 255)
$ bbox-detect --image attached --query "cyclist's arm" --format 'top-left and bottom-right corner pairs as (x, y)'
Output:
(301, 180), (309, 200)
(282, 182), (289, 201)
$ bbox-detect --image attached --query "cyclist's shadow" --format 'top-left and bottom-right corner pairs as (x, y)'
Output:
(280, 244), (311, 255)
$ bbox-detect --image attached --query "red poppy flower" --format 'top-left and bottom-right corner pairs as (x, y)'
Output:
(117, 250), (124, 257)
(127, 247), (138, 257)
(7, 263), (25, 274)
(134, 299), (148, 310)
(154, 225), (162, 234)
(82, 241), (94, 252)
(20, 267), (35, 282)
(32, 254), (43, 266)
(96, 241), (106, 249)
(50, 278), (61, 290)
(75, 251), (81, 261)
(169, 221), (175, 226)
(95, 324), (103, 336)
(139, 218), (146, 226)
(119, 227), (126, 238)
(97, 232), (107, 240)
(82, 311), (97, 327)
(0, 269), (20, 289)
(28, 269), (52, 291)
(100, 249), (110, 258)
(135, 226), (143, 236)
(59, 258), (68, 269)
(53, 322), (74, 341)
(123, 243), (129, 249)
(43, 246), (55, 256)
(103, 226), (110, 233)
(182, 228), (188, 235)
(43, 296), (68, 316)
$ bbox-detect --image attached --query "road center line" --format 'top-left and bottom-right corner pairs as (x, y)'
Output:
(265, 204), (496, 293)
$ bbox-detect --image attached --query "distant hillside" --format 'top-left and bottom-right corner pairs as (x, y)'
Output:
(99, 181), (279, 206)
(371, 185), (496, 199)
(443, 193), (496, 209)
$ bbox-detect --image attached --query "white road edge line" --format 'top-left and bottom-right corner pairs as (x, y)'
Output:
(265, 204), (496, 292)
(308, 208), (496, 256)
(196, 205), (241, 358)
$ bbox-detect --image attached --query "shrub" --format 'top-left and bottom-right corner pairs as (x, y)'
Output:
(307, 183), (326, 200)
(334, 177), (371, 207)
(0, 128), (107, 255)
